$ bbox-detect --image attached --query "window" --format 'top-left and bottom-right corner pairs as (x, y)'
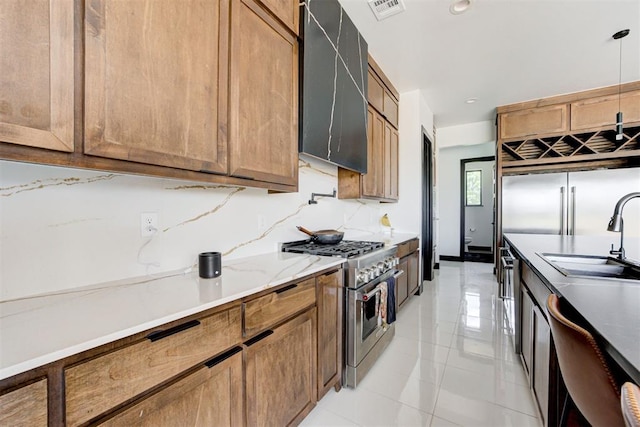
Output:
(465, 170), (482, 206)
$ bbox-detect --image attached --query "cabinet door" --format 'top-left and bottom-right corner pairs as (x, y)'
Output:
(317, 270), (343, 399)
(383, 91), (399, 129)
(397, 258), (409, 309)
(499, 104), (568, 140)
(0, 379), (47, 426)
(0, 0), (74, 152)
(520, 288), (533, 378)
(367, 69), (384, 113)
(383, 122), (399, 200)
(362, 107), (384, 198)
(571, 90), (640, 131)
(99, 349), (243, 427)
(229, 0), (298, 186)
(84, 0), (228, 174)
(255, 0), (299, 35)
(245, 309), (317, 426)
(532, 304), (550, 426)
(407, 251), (419, 295)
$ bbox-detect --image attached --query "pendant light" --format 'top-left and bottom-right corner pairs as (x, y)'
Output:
(613, 29), (630, 141)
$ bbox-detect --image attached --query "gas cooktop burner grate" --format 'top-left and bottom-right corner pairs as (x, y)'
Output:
(281, 239), (384, 258)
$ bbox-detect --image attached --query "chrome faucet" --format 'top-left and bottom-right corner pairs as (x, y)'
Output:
(607, 192), (640, 260)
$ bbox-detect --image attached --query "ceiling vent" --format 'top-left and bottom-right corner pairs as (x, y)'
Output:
(368, 0), (405, 21)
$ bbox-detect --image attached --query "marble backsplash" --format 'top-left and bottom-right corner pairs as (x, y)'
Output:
(0, 155), (384, 301)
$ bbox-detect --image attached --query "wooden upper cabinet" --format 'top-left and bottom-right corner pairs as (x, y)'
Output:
(0, 0), (74, 152)
(383, 92), (399, 129)
(0, 379), (47, 426)
(362, 107), (384, 198)
(571, 90), (640, 131)
(367, 69), (384, 114)
(84, 0), (228, 174)
(256, 0), (299, 35)
(228, 0), (298, 186)
(499, 104), (568, 140)
(384, 122), (399, 200)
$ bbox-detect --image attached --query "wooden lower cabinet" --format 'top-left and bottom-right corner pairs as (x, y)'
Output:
(396, 258), (409, 309)
(396, 238), (420, 311)
(407, 251), (420, 296)
(518, 261), (556, 427)
(65, 307), (242, 426)
(245, 308), (317, 426)
(532, 304), (551, 425)
(0, 378), (47, 426)
(520, 287), (533, 377)
(316, 270), (343, 399)
(99, 349), (243, 426)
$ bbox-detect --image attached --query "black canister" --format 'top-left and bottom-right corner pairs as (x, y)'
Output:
(199, 252), (221, 278)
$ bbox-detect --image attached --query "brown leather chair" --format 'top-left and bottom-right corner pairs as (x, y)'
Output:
(547, 294), (625, 426)
(622, 382), (640, 427)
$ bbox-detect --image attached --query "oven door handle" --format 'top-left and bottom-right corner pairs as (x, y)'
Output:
(357, 286), (382, 302)
(392, 270), (404, 278)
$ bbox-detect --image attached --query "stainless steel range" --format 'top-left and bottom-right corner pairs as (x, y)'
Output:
(282, 239), (402, 388)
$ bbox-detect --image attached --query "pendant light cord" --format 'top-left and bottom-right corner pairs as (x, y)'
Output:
(618, 37), (623, 113)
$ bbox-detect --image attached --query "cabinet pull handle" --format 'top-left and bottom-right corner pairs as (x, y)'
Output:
(275, 283), (297, 294)
(244, 330), (274, 347)
(146, 320), (201, 342)
(204, 346), (242, 369)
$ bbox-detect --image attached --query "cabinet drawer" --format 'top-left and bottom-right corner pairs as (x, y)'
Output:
(397, 238), (419, 258)
(500, 104), (568, 140)
(244, 278), (316, 337)
(0, 379), (47, 426)
(65, 306), (242, 426)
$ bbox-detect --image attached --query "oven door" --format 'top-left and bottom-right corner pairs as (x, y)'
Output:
(346, 269), (403, 367)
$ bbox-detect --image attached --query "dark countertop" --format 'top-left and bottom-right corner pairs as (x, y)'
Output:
(504, 233), (640, 384)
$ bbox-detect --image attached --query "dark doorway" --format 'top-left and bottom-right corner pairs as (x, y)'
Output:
(422, 127), (435, 281)
(459, 156), (495, 263)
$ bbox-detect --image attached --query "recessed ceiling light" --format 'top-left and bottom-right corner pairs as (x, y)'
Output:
(466, 98), (478, 104)
(450, 0), (472, 15)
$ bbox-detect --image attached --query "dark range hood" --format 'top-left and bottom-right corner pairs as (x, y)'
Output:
(300, 0), (368, 174)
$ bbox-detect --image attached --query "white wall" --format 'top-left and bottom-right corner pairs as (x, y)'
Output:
(437, 121), (495, 148)
(438, 141), (495, 257)
(383, 90), (434, 237)
(0, 156), (385, 300)
(464, 160), (494, 250)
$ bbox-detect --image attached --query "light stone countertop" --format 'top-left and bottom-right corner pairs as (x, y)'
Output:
(0, 252), (345, 381)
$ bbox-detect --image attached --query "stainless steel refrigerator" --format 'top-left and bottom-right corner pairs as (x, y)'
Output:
(502, 167), (640, 238)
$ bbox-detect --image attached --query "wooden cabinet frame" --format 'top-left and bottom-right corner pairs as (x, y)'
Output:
(0, 0), (74, 152)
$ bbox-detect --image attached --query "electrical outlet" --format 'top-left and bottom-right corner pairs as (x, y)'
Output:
(140, 212), (158, 237)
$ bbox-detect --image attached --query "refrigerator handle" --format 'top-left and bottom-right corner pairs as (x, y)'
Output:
(560, 186), (566, 235)
(570, 186), (576, 235)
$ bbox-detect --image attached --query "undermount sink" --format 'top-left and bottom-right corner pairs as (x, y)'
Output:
(537, 253), (640, 281)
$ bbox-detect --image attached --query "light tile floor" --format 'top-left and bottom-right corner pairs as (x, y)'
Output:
(301, 261), (542, 427)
